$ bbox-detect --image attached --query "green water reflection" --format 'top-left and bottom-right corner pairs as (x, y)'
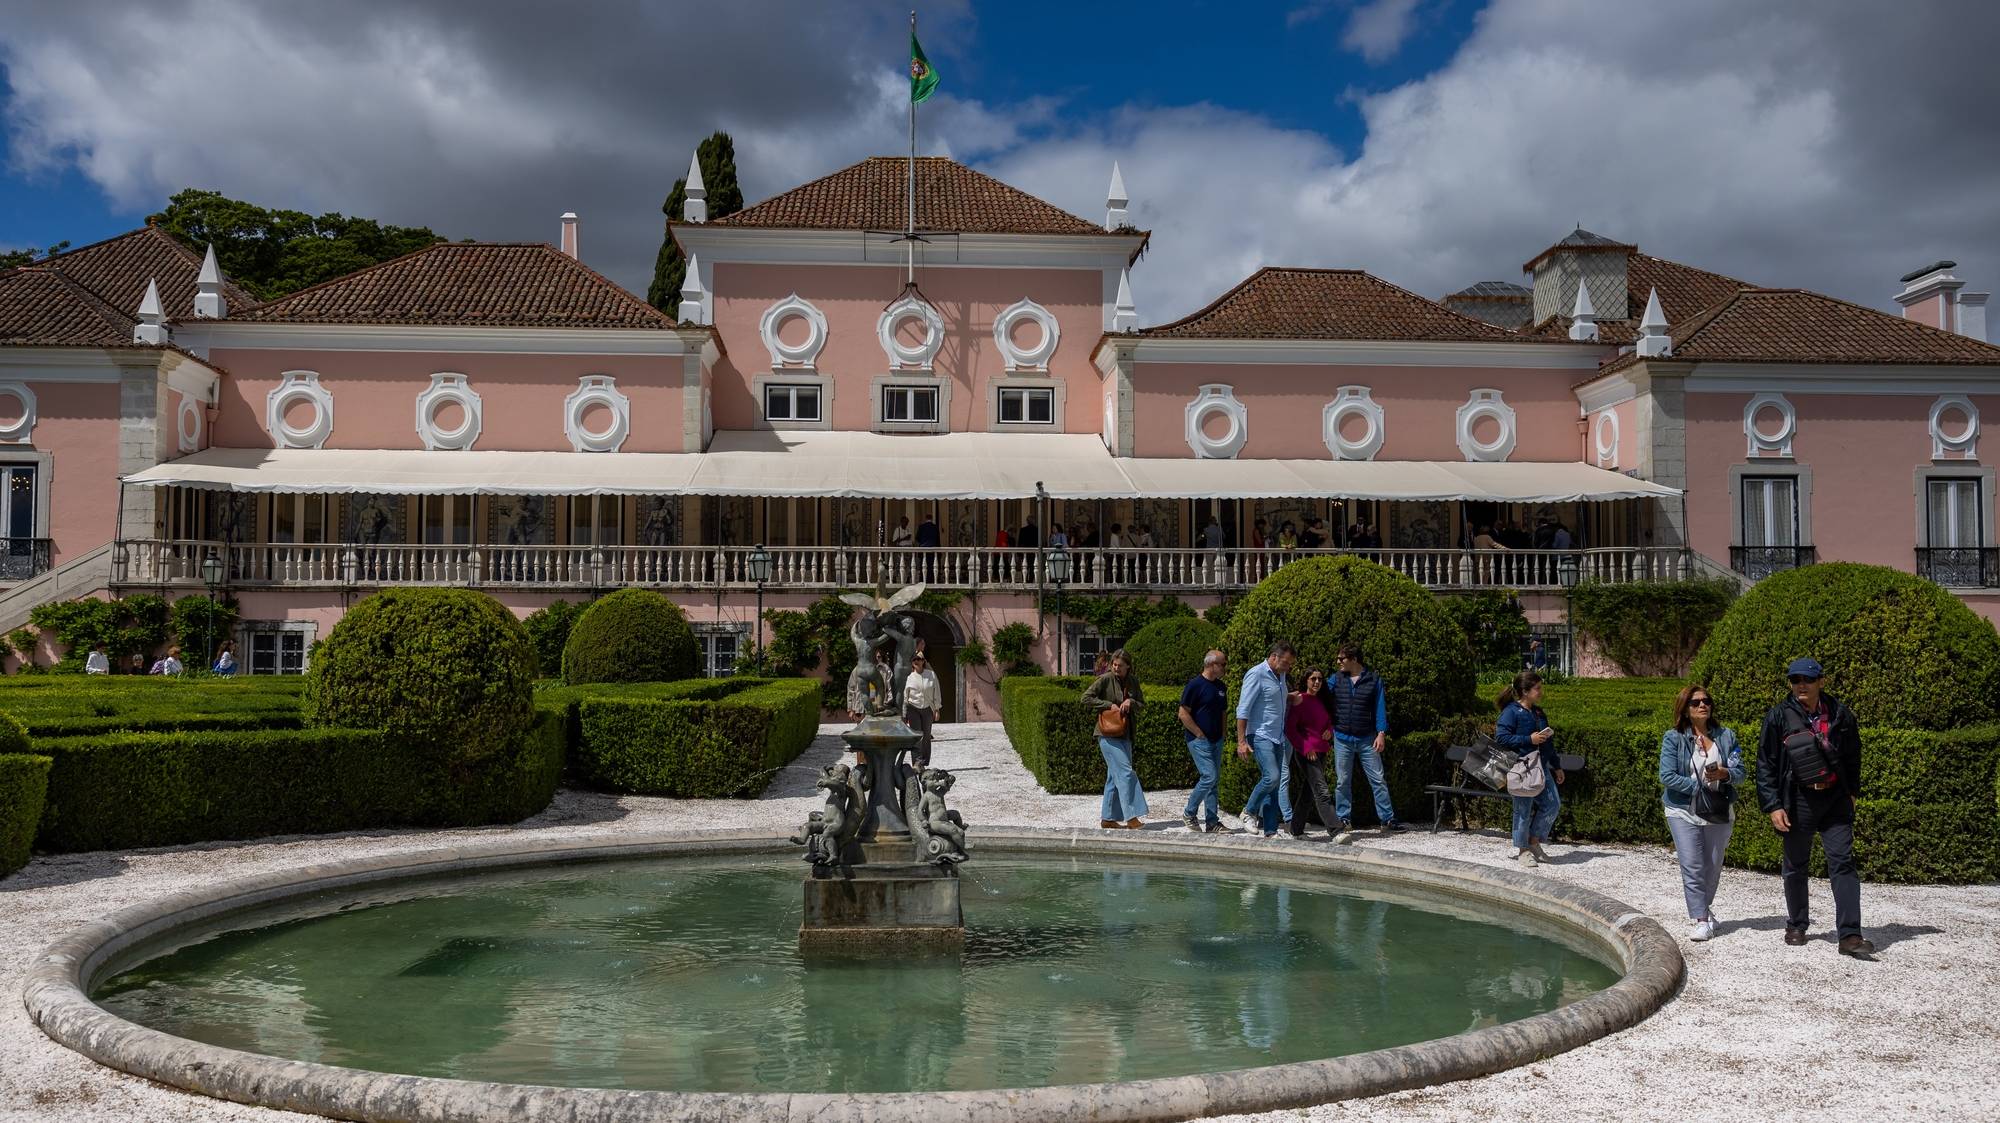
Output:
(95, 856), (1618, 1093)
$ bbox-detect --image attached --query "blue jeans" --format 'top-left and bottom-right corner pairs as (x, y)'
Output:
(1511, 783), (1560, 849)
(1183, 737), (1223, 824)
(1098, 736), (1148, 821)
(1243, 737), (1293, 832)
(1332, 733), (1397, 825)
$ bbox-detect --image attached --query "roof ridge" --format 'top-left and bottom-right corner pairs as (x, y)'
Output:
(233, 240), (460, 316)
(1139, 267), (1277, 334)
(527, 243), (679, 327)
(1358, 270), (1522, 339)
(1744, 286), (2000, 354)
(0, 265), (141, 345)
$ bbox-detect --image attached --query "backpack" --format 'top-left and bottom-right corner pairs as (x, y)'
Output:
(1779, 704), (1837, 788)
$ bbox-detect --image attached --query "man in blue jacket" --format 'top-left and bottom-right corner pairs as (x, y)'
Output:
(1756, 657), (1872, 959)
(1326, 644), (1403, 842)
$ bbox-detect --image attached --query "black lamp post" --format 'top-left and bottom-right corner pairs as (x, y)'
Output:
(1557, 553), (1581, 675)
(1046, 542), (1071, 676)
(201, 550), (223, 673)
(747, 543), (774, 666)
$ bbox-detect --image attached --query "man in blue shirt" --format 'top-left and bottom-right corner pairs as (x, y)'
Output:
(1235, 641), (1296, 837)
(1177, 649), (1230, 832)
(1328, 643), (1403, 839)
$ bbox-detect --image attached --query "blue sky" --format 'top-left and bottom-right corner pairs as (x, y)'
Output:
(2, 1), (1995, 322)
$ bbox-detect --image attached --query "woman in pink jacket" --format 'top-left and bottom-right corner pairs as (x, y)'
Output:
(1285, 670), (1347, 842)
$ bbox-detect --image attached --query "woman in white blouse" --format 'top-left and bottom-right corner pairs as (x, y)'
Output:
(902, 653), (942, 768)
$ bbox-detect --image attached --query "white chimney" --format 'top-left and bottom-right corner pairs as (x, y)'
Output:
(1634, 287), (1671, 357)
(193, 244), (227, 319)
(683, 152), (708, 224)
(1566, 278), (1599, 342)
(1895, 260), (1962, 331)
(1105, 162), (1128, 231)
(133, 278), (167, 344)
(559, 212), (579, 259)
(1112, 267), (1138, 332)
(679, 252), (707, 325)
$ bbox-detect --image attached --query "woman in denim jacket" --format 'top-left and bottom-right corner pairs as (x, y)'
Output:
(1495, 671), (1564, 867)
(1659, 683), (1744, 942)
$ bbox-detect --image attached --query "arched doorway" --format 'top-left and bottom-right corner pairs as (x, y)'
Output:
(906, 610), (960, 723)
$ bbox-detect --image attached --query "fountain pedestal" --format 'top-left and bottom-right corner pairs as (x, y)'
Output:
(798, 715), (963, 948)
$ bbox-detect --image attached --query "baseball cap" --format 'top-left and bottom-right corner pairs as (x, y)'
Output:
(1786, 657), (1824, 679)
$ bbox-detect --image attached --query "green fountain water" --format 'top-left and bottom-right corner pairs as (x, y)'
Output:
(94, 854), (1618, 1094)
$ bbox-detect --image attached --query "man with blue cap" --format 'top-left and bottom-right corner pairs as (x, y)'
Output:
(1755, 656), (1872, 958)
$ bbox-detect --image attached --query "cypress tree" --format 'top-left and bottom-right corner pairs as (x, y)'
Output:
(648, 131), (744, 316)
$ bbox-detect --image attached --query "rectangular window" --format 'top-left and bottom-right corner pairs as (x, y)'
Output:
(764, 384), (821, 423)
(882, 385), (939, 423)
(247, 628), (310, 675)
(1740, 476), (1799, 548)
(998, 387), (1054, 424)
(695, 625), (746, 677)
(568, 496), (623, 546)
(0, 465), (38, 580)
(1922, 477), (1988, 587)
(1072, 631), (1129, 676)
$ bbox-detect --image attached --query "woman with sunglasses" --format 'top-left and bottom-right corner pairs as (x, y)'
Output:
(1283, 669), (1343, 842)
(1660, 684), (1744, 941)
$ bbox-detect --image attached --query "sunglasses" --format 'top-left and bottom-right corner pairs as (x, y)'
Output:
(1787, 675), (1820, 685)
(1689, 697), (1712, 707)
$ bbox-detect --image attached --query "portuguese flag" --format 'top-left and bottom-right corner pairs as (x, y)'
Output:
(910, 33), (939, 103)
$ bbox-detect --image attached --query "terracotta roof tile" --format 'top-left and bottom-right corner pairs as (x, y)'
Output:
(1654, 288), (2000, 365)
(708, 156), (1110, 236)
(0, 267), (137, 346)
(231, 243), (676, 329)
(1139, 267), (1526, 343)
(40, 226), (256, 320)
(1526, 253), (1753, 343)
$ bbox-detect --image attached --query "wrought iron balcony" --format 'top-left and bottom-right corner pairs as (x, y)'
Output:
(0, 537), (52, 582)
(1730, 545), (1817, 581)
(1915, 547), (2000, 588)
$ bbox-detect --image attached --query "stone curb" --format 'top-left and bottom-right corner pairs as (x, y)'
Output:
(21, 827), (1683, 1123)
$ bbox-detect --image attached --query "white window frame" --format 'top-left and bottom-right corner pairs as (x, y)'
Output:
(241, 621), (316, 676)
(883, 385), (939, 423)
(752, 372), (832, 431)
(694, 622), (749, 678)
(1914, 466), (1996, 548)
(996, 385), (1056, 426)
(0, 450), (51, 544)
(1070, 629), (1129, 677)
(1727, 463), (1814, 549)
(763, 383), (822, 424)
(871, 374), (950, 434)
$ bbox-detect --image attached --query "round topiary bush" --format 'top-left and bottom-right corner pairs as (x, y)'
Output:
(1691, 563), (2000, 730)
(304, 588), (536, 766)
(1123, 615), (1221, 684)
(1218, 556), (1478, 731)
(560, 588), (699, 685)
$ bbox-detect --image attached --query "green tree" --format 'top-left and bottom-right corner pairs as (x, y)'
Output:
(647, 131), (744, 316)
(147, 190), (446, 300)
(0, 241), (70, 270)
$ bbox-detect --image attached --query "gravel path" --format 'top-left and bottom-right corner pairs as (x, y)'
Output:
(5, 722), (1995, 1123)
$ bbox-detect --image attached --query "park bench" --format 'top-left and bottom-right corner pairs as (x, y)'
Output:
(1425, 743), (1587, 834)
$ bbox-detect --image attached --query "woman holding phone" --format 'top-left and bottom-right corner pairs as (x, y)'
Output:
(1495, 671), (1564, 866)
(1660, 683), (1743, 941)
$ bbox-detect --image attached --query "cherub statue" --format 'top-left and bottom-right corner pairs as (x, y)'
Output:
(792, 762), (866, 867)
(839, 580), (926, 717)
(908, 767), (969, 865)
(845, 615), (890, 717)
(878, 611), (921, 700)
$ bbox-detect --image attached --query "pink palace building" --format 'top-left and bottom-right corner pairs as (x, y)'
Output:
(1, 154), (1996, 718)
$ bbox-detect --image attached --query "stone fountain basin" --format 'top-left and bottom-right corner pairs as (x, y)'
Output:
(22, 828), (1682, 1123)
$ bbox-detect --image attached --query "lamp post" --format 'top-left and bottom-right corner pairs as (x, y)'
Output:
(201, 550), (223, 674)
(1046, 542), (1071, 676)
(747, 543), (774, 667)
(1556, 553), (1581, 676)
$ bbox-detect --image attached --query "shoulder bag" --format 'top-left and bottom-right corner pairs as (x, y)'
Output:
(1779, 706), (1835, 787)
(1505, 747), (1547, 797)
(1096, 706), (1128, 738)
(1688, 732), (1733, 821)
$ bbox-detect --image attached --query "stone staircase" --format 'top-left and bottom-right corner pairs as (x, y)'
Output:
(0, 543), (115, 635)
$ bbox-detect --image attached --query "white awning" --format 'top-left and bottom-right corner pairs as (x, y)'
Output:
(119, 447), (702, 496)
(687, 430), (1135, 499)
(124, 439), (1680, 503)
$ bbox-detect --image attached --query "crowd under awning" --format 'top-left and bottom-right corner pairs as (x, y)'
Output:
(123, 432), (1682, 504)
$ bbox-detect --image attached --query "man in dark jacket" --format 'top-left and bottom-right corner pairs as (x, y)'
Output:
(1756, 657), (1872, 958)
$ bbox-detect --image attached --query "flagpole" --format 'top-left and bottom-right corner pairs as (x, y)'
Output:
(907, 10), (917, 287)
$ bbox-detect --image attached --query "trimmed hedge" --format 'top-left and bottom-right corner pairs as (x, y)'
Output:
(31, 712), (565, 853)
(538, 677), (820, 798)
(1571, 578), (1736, 677)
(1219, 556), (1478, 732)
(1, 751), (51, 875)
(560, 588), (699, 686)
(305, 588), (537, 767)
(1690, 563), (2000, 730)
(1122, 617), (1221, 685)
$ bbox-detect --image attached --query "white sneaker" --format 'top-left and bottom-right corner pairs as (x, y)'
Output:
(1690, 919), (1714, 942)
(1515, 848), (1539, 867)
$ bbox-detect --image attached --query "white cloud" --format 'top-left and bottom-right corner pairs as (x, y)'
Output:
(1342, 0), (1423, 63)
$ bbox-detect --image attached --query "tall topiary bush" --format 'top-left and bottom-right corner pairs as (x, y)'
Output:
(1123, 616), (1221, 684)
(521, 599), (585, 678)
(304, 588), (536, 767)
(1219, 556), (1478, 732)
(560, 588), (698, 685)
(1691, 563), (2000, 729)
(1571, 578), (1737, 677)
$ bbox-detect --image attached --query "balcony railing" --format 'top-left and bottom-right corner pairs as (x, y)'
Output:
(0, 537), (52, 582)
(115, 540), (1692, 595)
(1916, 547), (2000, 588)
(1730, 545), (1817, 581)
